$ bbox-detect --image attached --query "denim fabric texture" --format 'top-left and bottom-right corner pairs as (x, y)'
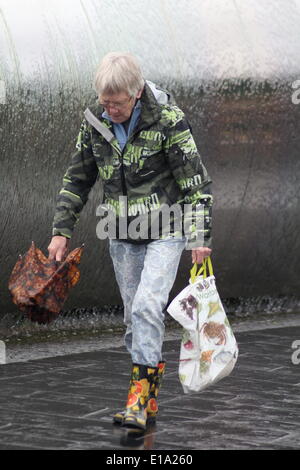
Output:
(109, 237), (186, 367)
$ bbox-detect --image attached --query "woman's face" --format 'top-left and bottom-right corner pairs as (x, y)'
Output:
(99, 89), (142, 123)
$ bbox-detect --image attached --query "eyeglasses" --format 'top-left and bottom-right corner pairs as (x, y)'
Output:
(99, 96), (133, 111)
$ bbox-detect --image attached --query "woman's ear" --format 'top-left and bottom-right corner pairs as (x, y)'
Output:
(136, 88), (143, 99)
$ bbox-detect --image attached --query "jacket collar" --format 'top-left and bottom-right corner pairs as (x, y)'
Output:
(137, 81), (162, 129)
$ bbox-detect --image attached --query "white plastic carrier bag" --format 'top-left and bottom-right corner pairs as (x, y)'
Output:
(167, 257), (238, 393)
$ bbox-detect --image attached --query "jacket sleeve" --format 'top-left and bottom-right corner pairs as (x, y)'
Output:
(163, 107), (213, 250)
(52, 119), (98, 239)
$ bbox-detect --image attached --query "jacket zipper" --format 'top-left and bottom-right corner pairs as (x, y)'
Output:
(109, 140), (127, 196)
(114, 121), (154, 197)
(120, 150), (127, 196)
(118, 125), (144, 197)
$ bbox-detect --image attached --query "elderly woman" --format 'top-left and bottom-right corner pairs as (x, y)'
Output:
(48, 52), (213, 430)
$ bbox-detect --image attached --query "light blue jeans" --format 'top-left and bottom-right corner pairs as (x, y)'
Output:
(109, 237), (186, 367)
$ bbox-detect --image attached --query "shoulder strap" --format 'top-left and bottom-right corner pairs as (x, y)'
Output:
(84, 108), (115, 144)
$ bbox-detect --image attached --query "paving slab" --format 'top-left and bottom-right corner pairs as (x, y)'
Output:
(0, 324), (299, 450)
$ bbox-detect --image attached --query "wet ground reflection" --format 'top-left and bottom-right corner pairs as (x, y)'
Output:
(112, 422), (157, 450)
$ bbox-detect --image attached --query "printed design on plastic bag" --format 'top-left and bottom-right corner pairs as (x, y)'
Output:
(167, 257), (239, 393)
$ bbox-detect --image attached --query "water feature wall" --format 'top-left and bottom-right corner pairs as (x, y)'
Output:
(1, 0), (300, 317)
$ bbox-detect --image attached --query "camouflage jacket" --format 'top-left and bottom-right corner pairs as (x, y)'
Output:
(52, 82), (213, 249)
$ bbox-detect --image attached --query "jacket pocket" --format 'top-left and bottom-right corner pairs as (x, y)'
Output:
(127, 154), (157, 184)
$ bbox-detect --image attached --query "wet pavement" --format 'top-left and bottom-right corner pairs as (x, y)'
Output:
(0, 319), (300, 450)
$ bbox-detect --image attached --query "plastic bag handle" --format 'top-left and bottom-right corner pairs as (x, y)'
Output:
(204, 256), (214, 278)
(190, 263), (204, 283)
(190, 256), (214, 283)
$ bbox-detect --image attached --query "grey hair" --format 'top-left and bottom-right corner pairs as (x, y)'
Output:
(94, 52), (145, 98)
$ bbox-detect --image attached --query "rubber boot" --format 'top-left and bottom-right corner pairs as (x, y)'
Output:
(122, 363), (157, 430)
(113, 361), (166, 425)
(112, 373), (135, 425)
(146, 361), (166, 423)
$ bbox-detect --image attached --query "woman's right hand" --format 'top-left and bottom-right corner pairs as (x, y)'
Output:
(47, 236), (69, 261)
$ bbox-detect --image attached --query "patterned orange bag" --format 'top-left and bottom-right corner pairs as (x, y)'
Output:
(8, 241), (84, 324)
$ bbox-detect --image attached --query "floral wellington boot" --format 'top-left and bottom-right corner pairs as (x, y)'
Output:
(113, 361), (166, 426)
(145, 361), (166, 423)
(122, 363), (157, 430)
